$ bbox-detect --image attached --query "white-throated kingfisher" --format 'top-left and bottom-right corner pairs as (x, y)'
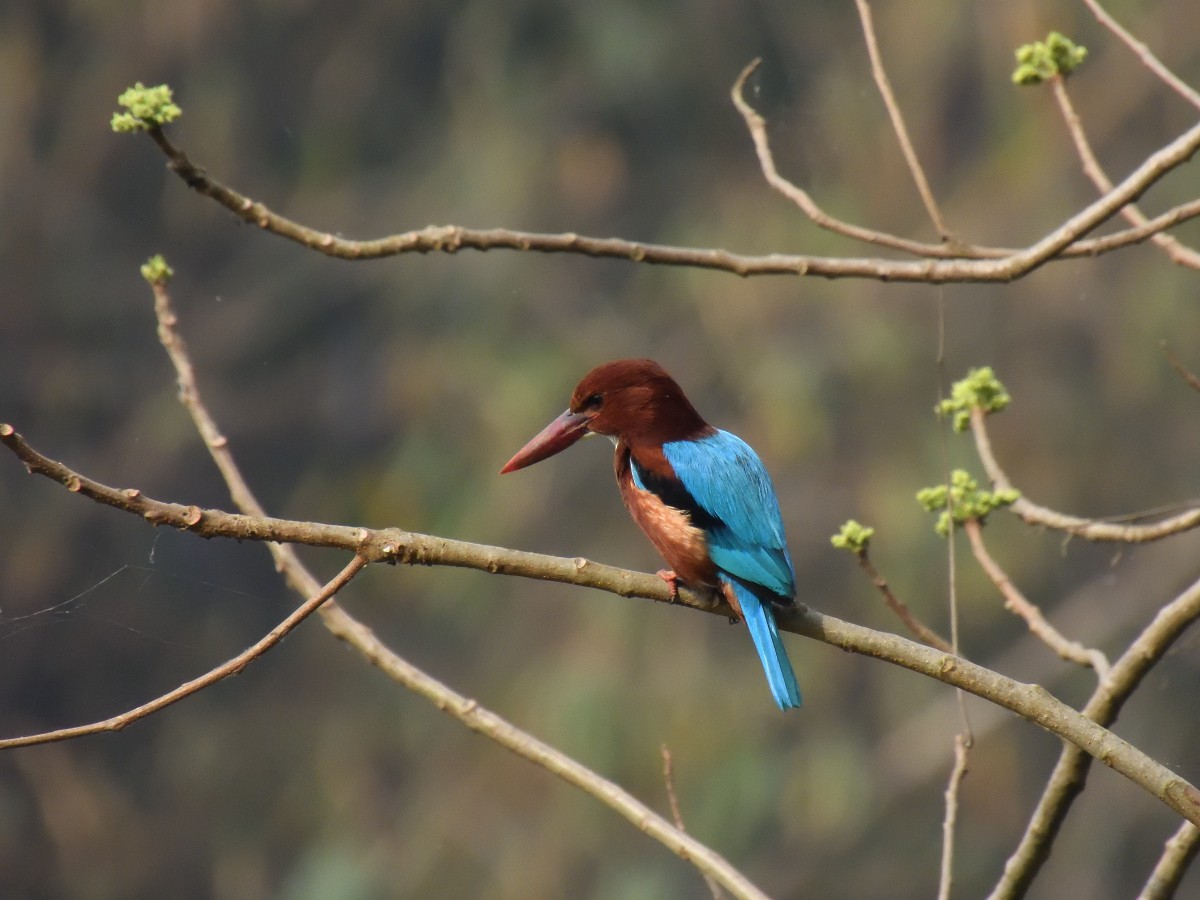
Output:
(500, 358), (801, 709)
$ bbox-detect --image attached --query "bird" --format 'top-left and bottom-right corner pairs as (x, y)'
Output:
(500, 358), (801, 709)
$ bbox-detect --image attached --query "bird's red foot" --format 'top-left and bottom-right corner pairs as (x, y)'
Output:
(719, 581), (744, 623)
(656, 569), (681, 601)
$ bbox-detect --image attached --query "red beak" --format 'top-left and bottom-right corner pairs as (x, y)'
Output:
(499, 409), (592, 474)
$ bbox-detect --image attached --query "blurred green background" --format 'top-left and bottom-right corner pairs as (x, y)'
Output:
(2, 0), (1200, 897)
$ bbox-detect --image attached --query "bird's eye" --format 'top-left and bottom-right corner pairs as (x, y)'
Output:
(583, 392), (603, 410)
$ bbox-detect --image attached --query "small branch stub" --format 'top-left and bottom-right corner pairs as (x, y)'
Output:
(1013, 32), (1088, 85)
(111, 82), (182, 132)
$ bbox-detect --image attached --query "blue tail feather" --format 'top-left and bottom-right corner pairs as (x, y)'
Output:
(725, 578), (801, 709)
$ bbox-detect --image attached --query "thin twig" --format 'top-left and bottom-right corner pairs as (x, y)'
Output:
(937, 302), (973, 900)
(970, 407), (1200, 541)
(1052, 77), (1200, 269)
(326, 609), (773, 900)
(139, 112), (1200, 282)
(937, 733), (972, 900)
(730, 58), (953, 257)
(853, 0), (951, 240)
(962, 518), (1110, 676)
(662, 745), (723, 900)
(1082, 0), (1200, 110)
(1163, 343), (1200, 394)
(1137, 821), (1200, 900)
(1080, 199), (1200, 255)
(0, 555), (367, 750)
(726, 59), (1200, 266)
(854, 549), (954, 652)
(4, 424), (1200, 826)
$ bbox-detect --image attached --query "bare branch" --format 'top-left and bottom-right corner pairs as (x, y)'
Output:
(962, 518), (1110, 675)
(727, 59), (1200, 267)
(853, 0), (951, 239)
(730, 58), (957, 257)
(4, 425), (1199, 826)
(334, 609), (775, 900)
(1138, 822), (1200, 900)
(970, 407), (1200, 541)
(0, 555), (367, 750)
(988, 572), (1200, 898)
(1081, 199), (1200, 255)
(138, 114), (1200, 283)
(807, 597), (1200, 827)
(1052, 77), (1200, 269)
(1082, 0), (1200, 110)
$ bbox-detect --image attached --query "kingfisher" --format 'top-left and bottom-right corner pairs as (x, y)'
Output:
(500, 358), (801, 709)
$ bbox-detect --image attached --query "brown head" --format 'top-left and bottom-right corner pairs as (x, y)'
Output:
(499, 359), (712, 473)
